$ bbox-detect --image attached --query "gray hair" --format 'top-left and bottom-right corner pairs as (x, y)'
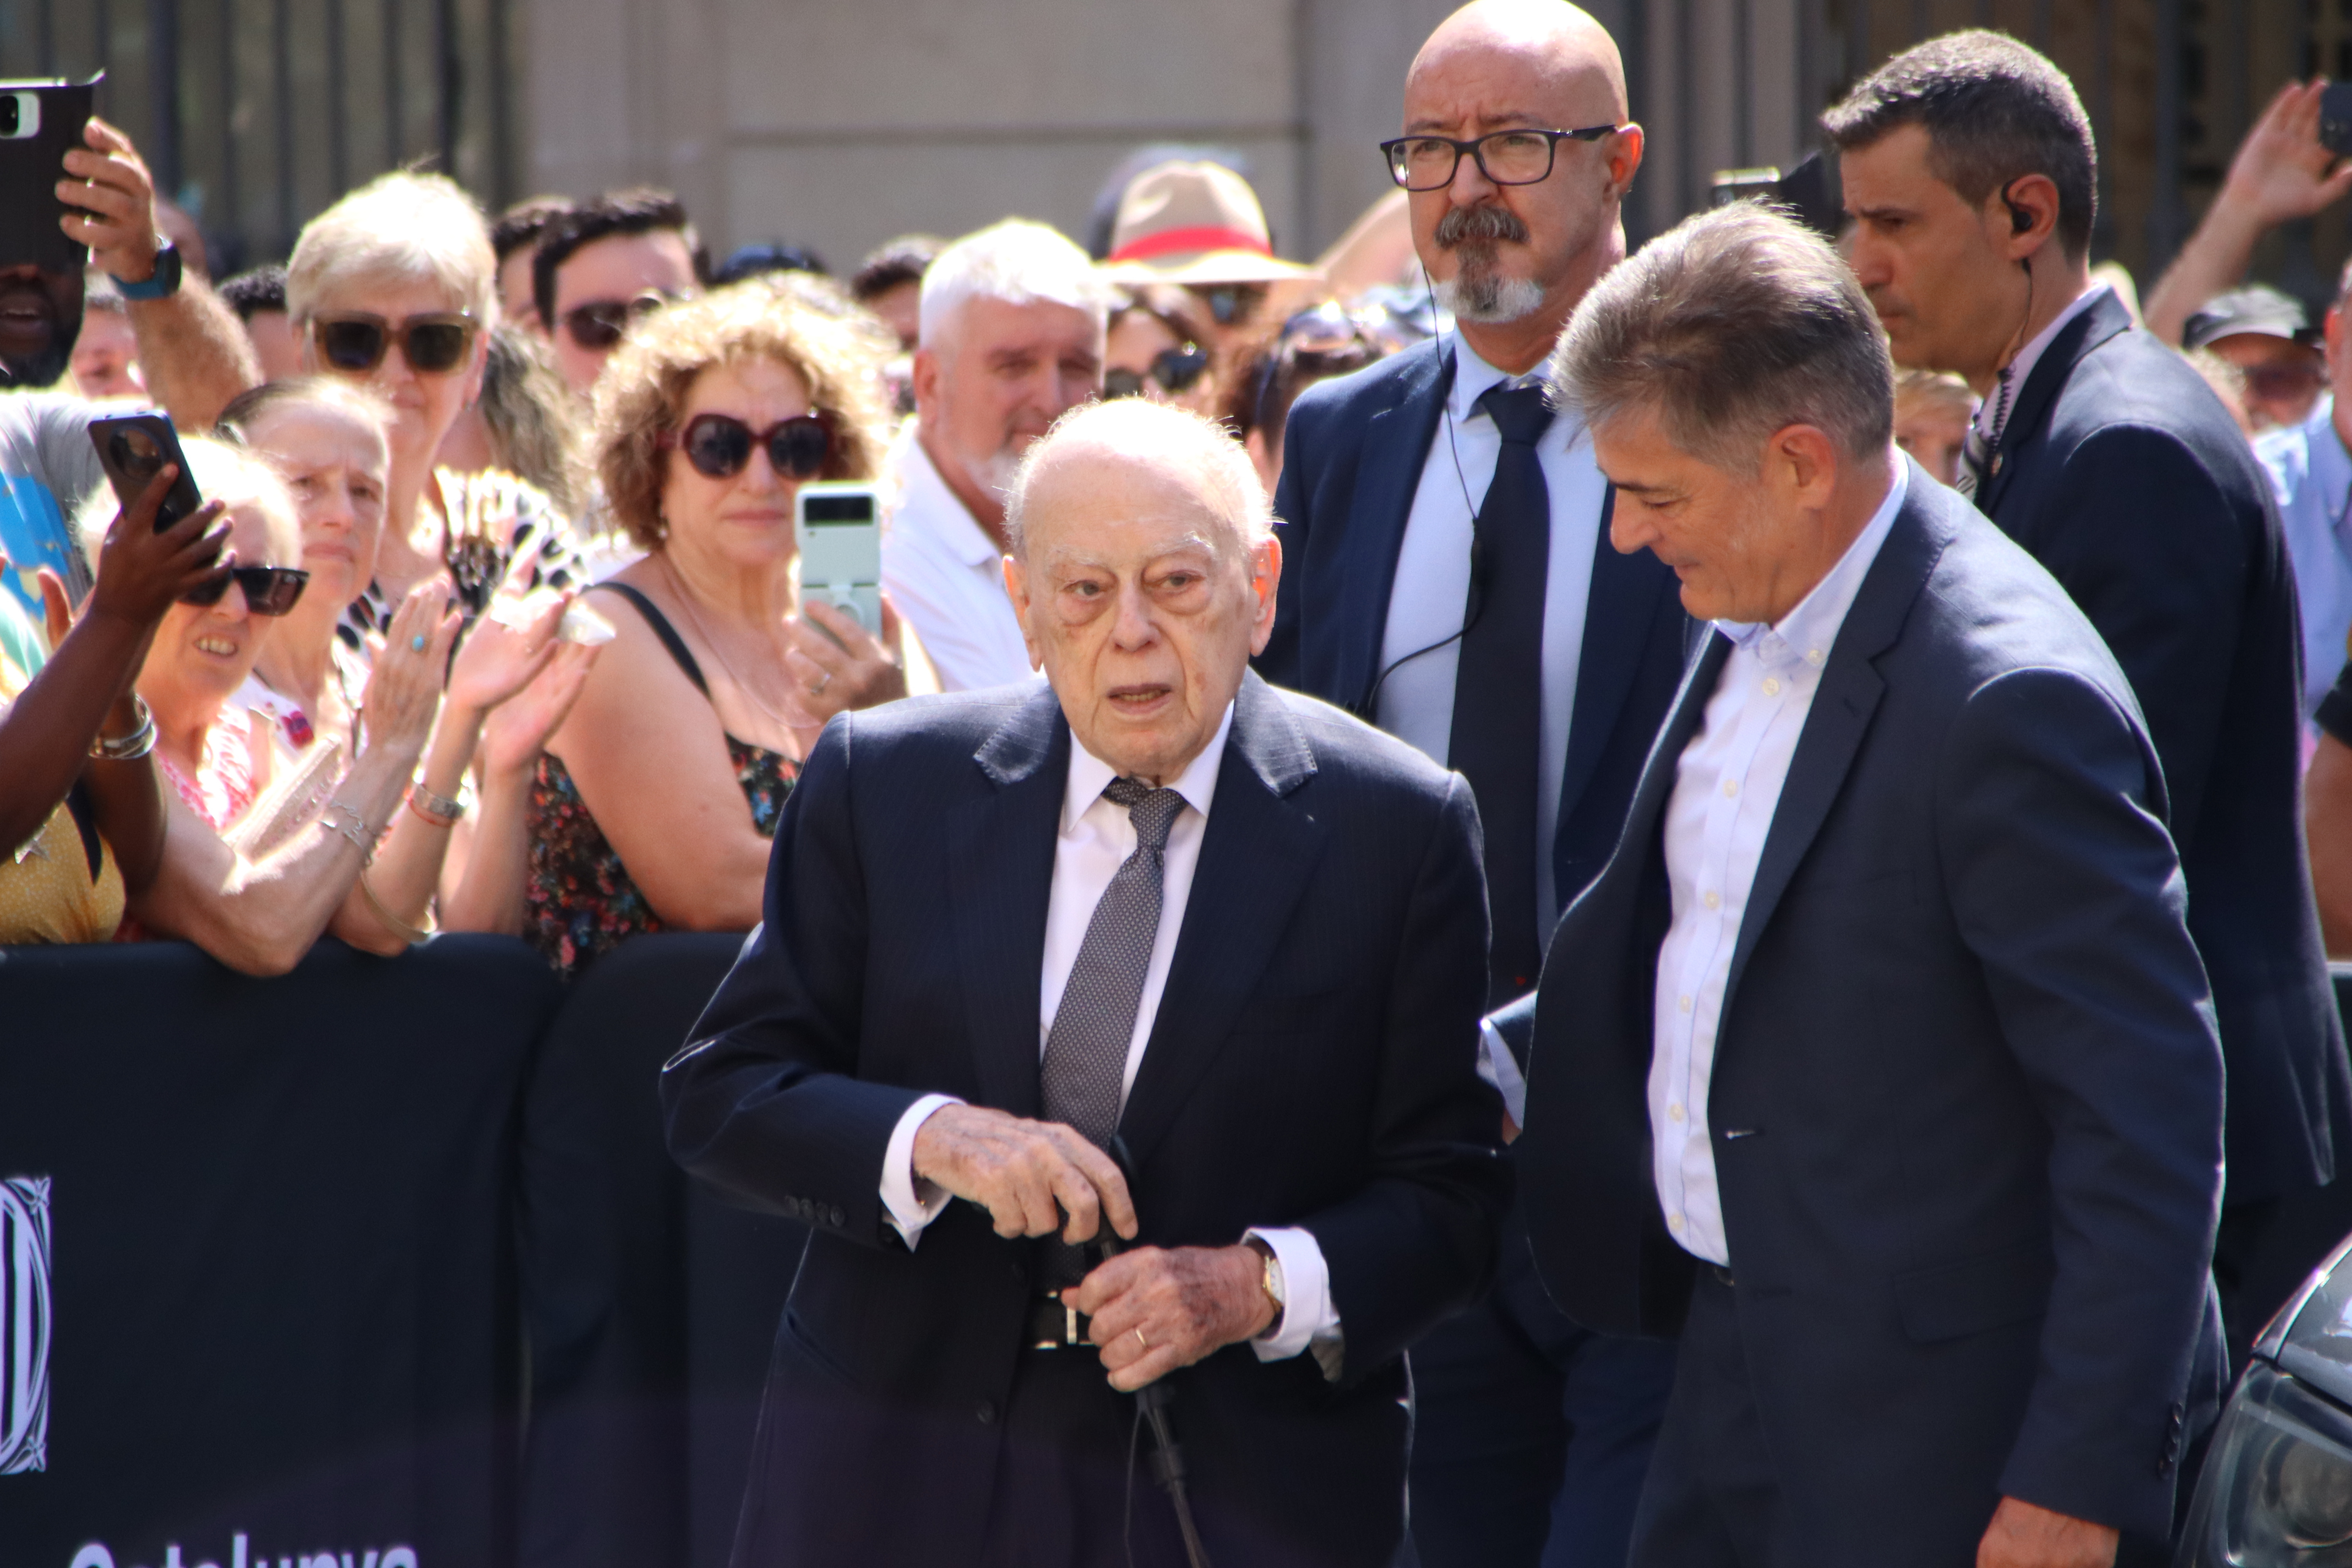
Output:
(918, 219), (1113, 350)
(286, 170), (498, 325)
(1547, 203), (1894, 474)
(1822, 30), (2097, 260)
(1003, 398), (1271, 559)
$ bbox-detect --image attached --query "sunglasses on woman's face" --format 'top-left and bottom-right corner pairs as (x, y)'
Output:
(560, 291), (677, 351)
(181, 564), (310, 616)
(1105, 344), (1213, 401)
(658, 412), (834, 481)
(310, 312), (477, 375)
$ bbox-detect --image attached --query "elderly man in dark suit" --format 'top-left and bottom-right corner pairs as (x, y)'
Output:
(662, 396), (1507, 1568)
(1508, 203), (2226, 1568)
(1259, 6), (1686, 1560)
(1827, 32), (2350, 1359)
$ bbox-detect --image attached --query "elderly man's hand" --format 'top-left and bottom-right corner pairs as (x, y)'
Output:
(1977, 1497), (2119, 1568)
(58, 118), (165, 283)
(1070, 1244), (1276, 1392)
(910, 1103), (1138, 1244)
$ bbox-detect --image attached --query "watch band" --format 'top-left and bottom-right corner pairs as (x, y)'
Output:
(111, 241), (182, 301)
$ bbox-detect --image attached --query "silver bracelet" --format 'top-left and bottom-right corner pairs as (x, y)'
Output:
(408, 780), (466, 824)
(90, 696), (156, 761)
(320, 800), (375, 865)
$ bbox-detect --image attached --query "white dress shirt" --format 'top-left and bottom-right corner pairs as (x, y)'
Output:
(877, 702), (1340, 1364)
(1651, 462), (1909, 1267)
(1972, 283), (2111, 449)
(1377, 331), (1609, 946)
(879, 425), (1042, 693)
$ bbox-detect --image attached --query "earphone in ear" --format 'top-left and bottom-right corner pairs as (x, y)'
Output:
(2002, 179), (2032, 235)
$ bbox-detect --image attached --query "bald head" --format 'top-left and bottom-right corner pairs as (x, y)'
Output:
(1005, 398), (1269, 563)
(1408, 0), (1627, 130)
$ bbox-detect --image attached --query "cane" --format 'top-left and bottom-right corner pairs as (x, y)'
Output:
(1103, 1134), (1215, 1568)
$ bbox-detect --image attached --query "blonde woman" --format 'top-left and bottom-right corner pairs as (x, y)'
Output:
(524, 283), (930, 972)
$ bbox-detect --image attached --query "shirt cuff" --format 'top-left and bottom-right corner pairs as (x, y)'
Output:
(1245, 1225), (1340, 1368)
(879, 1093), (963, 1248)
(1479, 1019), (1528, 1129)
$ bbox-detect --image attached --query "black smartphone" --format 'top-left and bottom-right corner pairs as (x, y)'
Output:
(0, 74), (102, 272)
(89, 411), (204, 532)
(2323, 82), (2352, 158)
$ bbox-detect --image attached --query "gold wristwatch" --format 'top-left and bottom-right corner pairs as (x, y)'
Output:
(1245, 1236), (1286, 1335)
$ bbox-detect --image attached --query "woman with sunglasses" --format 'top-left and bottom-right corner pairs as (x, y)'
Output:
(1104, 285), (1222, 416)
(284, 171), (584, 648)
(91, 438), (460, 974)
(524, 284), (923, 974)
(220, 379), (595, 954)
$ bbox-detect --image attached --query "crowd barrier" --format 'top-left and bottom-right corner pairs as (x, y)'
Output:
(3, 937), (2349, 1568)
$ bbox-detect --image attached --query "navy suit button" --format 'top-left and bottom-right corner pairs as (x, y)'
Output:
(831, 1206), (846, 1228)
(977, 1400), (998, 1425)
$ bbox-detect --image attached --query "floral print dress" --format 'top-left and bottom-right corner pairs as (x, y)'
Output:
(522, 582), (798, 976)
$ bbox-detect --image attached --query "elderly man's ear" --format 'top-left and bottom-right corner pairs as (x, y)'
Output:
(1247, 535), (1282, 656)
(1002, 553), (1043, 671)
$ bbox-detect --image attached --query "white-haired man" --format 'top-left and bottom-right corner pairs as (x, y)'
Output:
(880, 218), (1110, 692)
(667, 398), (1507, 1566)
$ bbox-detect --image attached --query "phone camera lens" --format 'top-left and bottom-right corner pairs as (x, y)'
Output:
(0, 98), (17, 137)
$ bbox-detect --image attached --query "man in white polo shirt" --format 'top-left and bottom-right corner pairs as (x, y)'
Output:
(882, 220), (1108, 692)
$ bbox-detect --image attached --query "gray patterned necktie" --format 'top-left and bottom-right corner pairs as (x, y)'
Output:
(1039, 775), (1185, 1284)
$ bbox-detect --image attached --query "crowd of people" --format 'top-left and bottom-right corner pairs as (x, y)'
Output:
(10, 0), (2352, 1564)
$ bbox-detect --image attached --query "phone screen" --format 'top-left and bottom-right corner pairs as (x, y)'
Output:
(2324, 83), (2352, 159)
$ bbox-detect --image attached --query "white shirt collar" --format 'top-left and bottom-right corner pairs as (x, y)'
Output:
(888, 423), (1003, 570)
(1062, 700), (1238, 836)
(1974, 282), (2111, 443)
(1716, 458), (1910, 668)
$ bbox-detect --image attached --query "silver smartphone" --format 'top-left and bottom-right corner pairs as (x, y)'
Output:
(796, 481), (884, 643)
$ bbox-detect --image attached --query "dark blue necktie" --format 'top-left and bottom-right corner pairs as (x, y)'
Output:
(1448, 382), (1553, 1004)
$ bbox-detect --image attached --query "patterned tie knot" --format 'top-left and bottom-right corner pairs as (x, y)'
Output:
(1103, 776), (1184, 854)
(1477, 381), (1556, 447)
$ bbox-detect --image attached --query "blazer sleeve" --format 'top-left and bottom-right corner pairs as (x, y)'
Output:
(1935, 666), (2224, 1538)
(1298, 770), (1511, 1382)
(1257, 386), (1324, 690)
(660, 713), (928, 1249)
(2018, 423), (2251, 842)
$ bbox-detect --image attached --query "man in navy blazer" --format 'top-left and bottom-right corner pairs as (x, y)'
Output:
(1256, 7), (1685, 1561)
(1512, 203), (2225, 1567)
(1829, 32), (2351, 1356)
(663, 399), (1506, 1567)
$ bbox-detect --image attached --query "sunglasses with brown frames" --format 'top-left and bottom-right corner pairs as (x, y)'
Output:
(309, 312), (479, 375)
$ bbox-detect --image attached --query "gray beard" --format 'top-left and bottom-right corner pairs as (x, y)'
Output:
(970, 448), (1023, 501)
(1434, 265), (1547, 325)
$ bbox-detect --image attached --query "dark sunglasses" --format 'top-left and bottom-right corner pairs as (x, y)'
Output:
(181, 564), (310, 616)
(1191, 283), (1266, 327)
(1105, 344), (1213, 401)
(560, 291), (677, 351)
(658, 412), (835, 481)
(2242, 362), (2325, 400)
(311, 312), (478, 375)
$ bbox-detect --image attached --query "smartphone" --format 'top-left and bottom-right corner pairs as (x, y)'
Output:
(89, 411), (204, 533)
(2324, 83), (2352, 158)
(0, 74), (102, 273)
(796, 481), (884, 643)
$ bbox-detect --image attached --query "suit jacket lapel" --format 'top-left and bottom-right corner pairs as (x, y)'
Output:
(946, 687), (1069, 1118)
(1718, 473), (1958, 1016)
(1554, 488), (1673, 850)
(1338, 342), (1453, 710)
(1118, 673), (1325, 1167)
(1980, 290), (2132, 514)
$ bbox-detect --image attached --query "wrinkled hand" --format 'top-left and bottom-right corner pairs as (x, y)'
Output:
(1977, 1497), (2119, 1568)
(479, 639), (599, 777)
(1070, 1244), (1276, 1392)
(361, 581), (460, 755)
(784, 596), (908, 728)
(2218, 81), (2352, 226)
(58, 117), (164, 282)
(84, 467), (233, 631)
(909, 1103), (1137, 1245)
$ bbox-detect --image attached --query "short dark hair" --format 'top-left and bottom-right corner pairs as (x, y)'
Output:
(1822, 30), (2097, 259)
(532, 187), (703, 329)
(849, 235), (944, 303)
(491, 195), (573, 264)
(713, 241), (829, 286)
(1548, 203), (1896, 473)
(217, 264), (288, 321)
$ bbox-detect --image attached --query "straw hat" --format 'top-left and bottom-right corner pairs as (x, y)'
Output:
(1103, 162), (1316, 285)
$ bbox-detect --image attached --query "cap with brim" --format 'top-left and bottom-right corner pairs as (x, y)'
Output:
(2185, 285), (2314, 351)
(1103, 161), (1317, 286)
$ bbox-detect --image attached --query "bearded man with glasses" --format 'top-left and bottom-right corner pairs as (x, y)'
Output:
(1255, 3), (1690, 1564)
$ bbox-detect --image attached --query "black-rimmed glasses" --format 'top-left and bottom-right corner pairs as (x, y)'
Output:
(310, 312), (478, 374)
(1105, 344), (1212, 400)
(1380, 126), (1624, 192)
(182, 564), (310, 616)
(560, 290), (680, 351)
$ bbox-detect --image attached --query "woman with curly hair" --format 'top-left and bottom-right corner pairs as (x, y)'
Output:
(521, 282), (930, 973)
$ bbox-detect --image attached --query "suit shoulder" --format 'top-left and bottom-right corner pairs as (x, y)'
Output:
(1284, 338), (1442, 431)
(1273, 685), (1461, 802)
(1916, 503), (2142, 710)
(837, 685), (1045, 760)
(2054, 330), (2273, 505)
